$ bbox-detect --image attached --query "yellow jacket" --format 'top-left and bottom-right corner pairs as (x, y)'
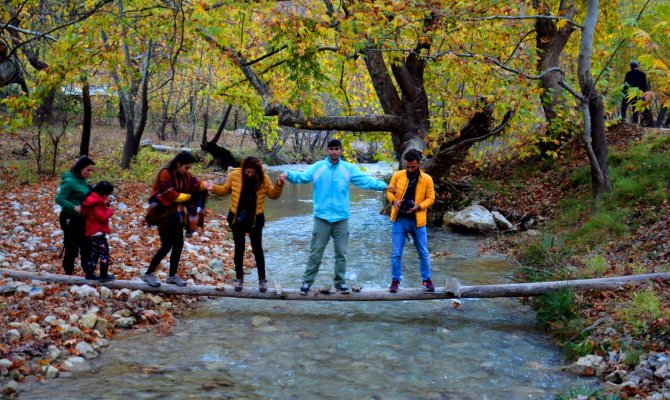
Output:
(211, 168), (283, 216)
(387, 170), (435, 228)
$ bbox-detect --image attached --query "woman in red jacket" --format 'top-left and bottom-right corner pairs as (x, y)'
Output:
(80, 181), (115, 282)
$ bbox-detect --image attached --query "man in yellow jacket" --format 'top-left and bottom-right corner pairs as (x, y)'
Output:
(386, 149), (436, 292)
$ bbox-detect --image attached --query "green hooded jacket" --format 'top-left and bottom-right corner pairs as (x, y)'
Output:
(55, 171), (91, 215)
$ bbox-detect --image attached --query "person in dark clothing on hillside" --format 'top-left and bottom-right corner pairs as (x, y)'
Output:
(621, 61), (649, 124)
(55, 156), (95, 275)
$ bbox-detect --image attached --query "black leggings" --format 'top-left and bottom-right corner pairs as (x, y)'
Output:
(232, 227), (265, 281)
(146, 222), (184, 277)
(87, 235), (110, 276)
(59, 212), (91, 275)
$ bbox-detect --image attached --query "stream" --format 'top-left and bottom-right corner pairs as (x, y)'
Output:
(24, 163), (585, 399)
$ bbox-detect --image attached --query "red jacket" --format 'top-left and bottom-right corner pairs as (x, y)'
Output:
(81, 192), (114, 236)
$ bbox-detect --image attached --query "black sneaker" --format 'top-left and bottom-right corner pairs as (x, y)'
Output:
(99, 274), (115, 283)
(334, 283), (350, 294)
(85, 273), (100, 280)
(299, 282), (311, 295)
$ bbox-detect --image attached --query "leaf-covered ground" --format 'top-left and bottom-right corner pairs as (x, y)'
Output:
(0, 174), (250, 391)
(461, 123), (670, 397)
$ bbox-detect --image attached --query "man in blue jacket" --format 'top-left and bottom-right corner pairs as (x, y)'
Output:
(280, 139), (393, 295)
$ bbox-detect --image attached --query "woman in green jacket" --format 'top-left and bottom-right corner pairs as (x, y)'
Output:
(55, 156), (95, 276)
(211, 157), (284, 292)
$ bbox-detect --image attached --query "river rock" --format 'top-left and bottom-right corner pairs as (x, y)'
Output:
(147, 294), (163, 305)
(99, 286), (112, 299)
(63, 356), (91, 373)
(0, 284), (18, 294)
(44, 365), (59, 379)
(491, 211), (514, 230)
(449, 205), (497, 233)
(6, 329), (20, 344)
(78, 314), (98, 329)
(115, 316), (136, 329)
(114, 309), (131, 318)
(70, 285), (99, 298)
(563, 355), (607, 376)
(75, 342), (99, 359)
(0, 359), (12, 368)
(94, 318), (110, 335)
(0, 380), (19, 396)
(61, 325), (85, 339)
(45, 345), (61, 362)
(129, 290), (145, 302)
(442, 211), (456, 229)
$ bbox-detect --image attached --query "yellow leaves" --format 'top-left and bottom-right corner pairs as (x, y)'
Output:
(555, 18), (569, 31)
(652, 59), (668, 71)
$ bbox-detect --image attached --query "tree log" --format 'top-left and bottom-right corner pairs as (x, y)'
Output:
(2, 269), (668, 301)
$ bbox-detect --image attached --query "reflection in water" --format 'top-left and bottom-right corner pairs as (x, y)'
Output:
(25, 164), (582, 399)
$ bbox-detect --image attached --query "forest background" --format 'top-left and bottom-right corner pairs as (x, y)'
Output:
(1, 0), (670, 398)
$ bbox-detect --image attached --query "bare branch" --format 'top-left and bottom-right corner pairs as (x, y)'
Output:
(0, 24), (58, 41)
(558, 79), (585, 102)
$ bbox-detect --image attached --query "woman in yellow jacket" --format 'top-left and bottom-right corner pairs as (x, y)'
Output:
(211, 157), (284, 292)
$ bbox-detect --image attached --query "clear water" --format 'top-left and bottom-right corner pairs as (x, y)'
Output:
(24, 165), (582, 399)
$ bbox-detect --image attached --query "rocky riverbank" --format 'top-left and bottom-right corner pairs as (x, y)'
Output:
(0, 178), (244, 398)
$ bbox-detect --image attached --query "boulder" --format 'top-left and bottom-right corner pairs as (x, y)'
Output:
(449, 205), (497, 233)
(491, 211), (514, 231)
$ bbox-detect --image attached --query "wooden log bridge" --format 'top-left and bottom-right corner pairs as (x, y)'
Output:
(2, 269), (669, 301)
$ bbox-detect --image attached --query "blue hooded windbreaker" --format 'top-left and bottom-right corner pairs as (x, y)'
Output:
(286, 158), (388, 223)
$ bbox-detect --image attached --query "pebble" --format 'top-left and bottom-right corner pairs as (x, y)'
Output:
(0, 380), (19, 395)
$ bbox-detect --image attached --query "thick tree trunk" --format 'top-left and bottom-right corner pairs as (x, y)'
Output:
(80, 79), (92, 156)
(2, 268), (668, 301)
(534, 0), (574, 122)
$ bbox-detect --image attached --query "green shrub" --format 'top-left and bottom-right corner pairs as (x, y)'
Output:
(521, 233), (571, 268)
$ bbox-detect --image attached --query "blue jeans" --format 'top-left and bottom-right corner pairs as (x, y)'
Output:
(391, 217), (431, 281)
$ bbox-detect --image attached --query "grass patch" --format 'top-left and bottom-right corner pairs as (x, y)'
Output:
(535, 288), (577, 329)
(621, 287), (662, 335)
(555, 382), (620, 400)
(583, 253), (607, 277)
(519, 233), (571, 269)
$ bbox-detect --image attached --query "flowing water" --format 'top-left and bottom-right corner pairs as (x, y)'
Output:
(25, 164), (584, 399)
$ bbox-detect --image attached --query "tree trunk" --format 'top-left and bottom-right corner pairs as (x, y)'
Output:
(2, 268), (668, 301)
(577, 0), (611, 198)
(80, 78), (92, 156)
(534, 0), (575, 122)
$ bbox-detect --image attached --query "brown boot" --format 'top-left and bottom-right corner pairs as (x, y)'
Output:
(259, 279), (267, 293)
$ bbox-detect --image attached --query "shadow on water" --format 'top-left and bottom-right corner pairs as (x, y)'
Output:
(24, 164), (587, 399)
